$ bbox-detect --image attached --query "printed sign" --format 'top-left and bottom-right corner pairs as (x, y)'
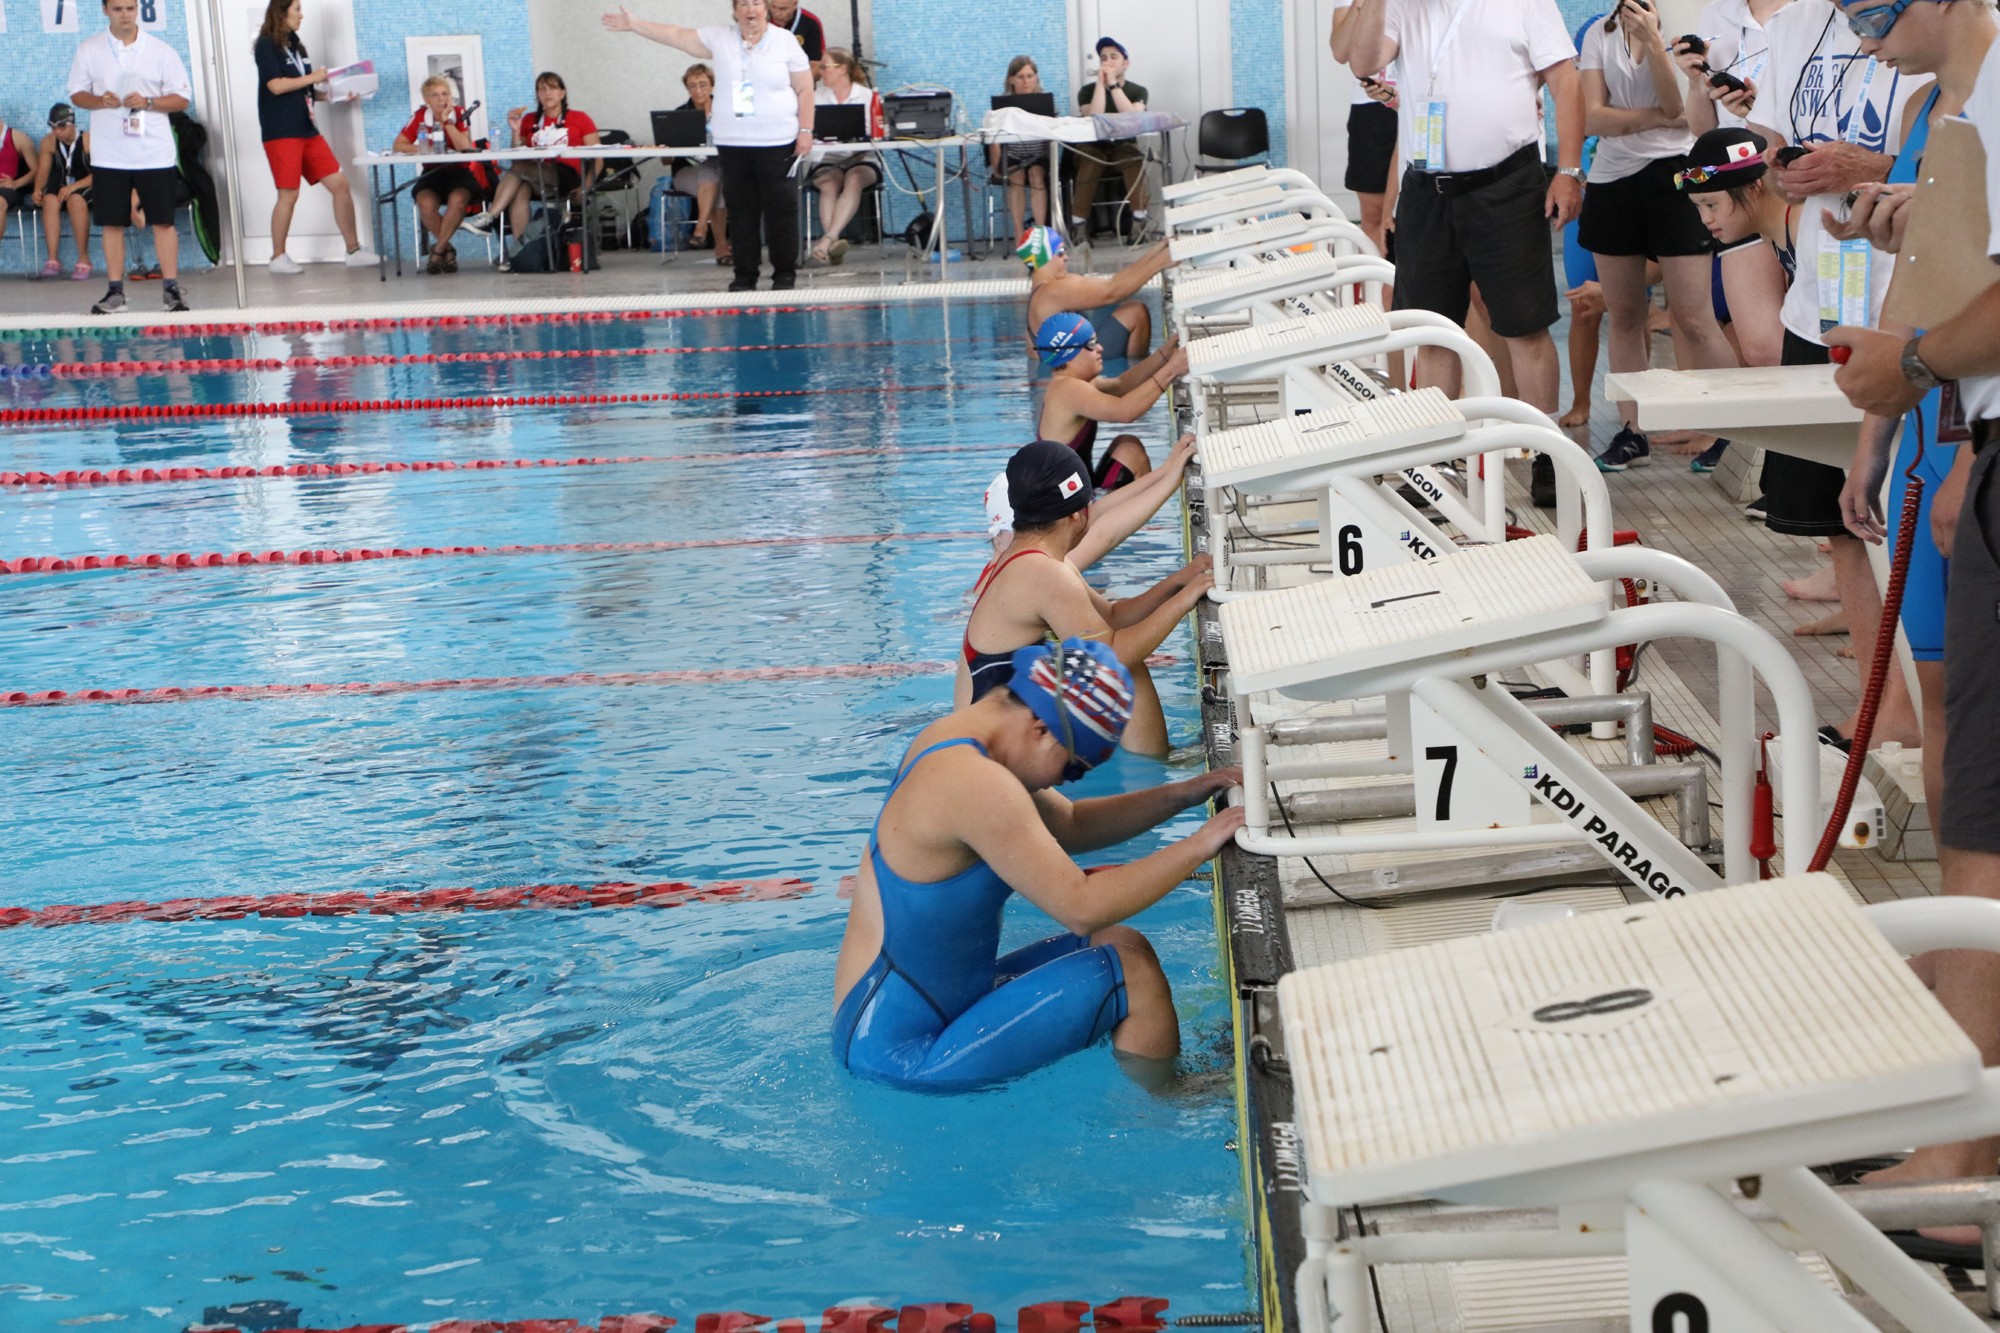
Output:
(42, 0), (80, 33)
(1408, 695), (1531, 833)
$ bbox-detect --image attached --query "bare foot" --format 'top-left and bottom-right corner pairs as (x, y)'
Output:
(1783, 564), (1840, 601)
(1836, 641), (1855, 659)
(1861, 1148), (1999, 1245)
(1792, 610), (1847, 637)
(1657, 432), (1714, 456)
(1559, 402), (1590, 429)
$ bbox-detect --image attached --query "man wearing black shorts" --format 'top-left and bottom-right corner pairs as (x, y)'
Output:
(1342, 0), (1585, 417)
(67, 0), (192, 314)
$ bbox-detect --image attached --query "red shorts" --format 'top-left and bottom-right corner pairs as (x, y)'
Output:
(265, 135), (341, 190)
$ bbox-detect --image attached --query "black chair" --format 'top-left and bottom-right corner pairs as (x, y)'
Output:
(589, 129), (646, 250)
(1196, 107), (1270, 174)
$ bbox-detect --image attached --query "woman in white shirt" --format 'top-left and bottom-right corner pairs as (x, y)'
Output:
(1578, 0), (1740, 470)
(604, 0), (813, 291)
(808, 48), (881, 265)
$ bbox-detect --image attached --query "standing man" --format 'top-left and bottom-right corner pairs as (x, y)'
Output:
(766, 0), (826, 64)
(1342, 0), (1585, 415)
(68, 0), (193, 315)
(1071, 38), (1152, 239)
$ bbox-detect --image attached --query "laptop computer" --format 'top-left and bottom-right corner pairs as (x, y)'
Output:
(816, 103), (870, 143)
(650, 108), (708, 149)
(991, 92), (1057, 118)
(881, 92), (953, 139)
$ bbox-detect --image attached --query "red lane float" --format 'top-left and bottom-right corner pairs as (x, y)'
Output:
(179, 1300), (1165, 1333)
(0, 382), (957, 426)
(1, 443), (998, 490)
(0, 877), (815, 931)
(0, 530), (985, 578)
(0, 660), (956, 709)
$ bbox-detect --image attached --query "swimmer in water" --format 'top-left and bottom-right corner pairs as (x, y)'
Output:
(1035, 312), (1187, 491)
(1019, 225), (1173, 361)
(832, 637), (1245, 1090)
(981, 433), (1198, 570)
(957, 440), (1212, 757)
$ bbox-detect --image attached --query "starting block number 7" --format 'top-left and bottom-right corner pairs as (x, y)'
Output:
(1410, 696), (1529, 832)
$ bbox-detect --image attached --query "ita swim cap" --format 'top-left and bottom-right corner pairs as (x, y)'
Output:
(1008, 638), (1134, 780)
(1006, 439), (1092, 527)
(1016, 226), (1066, 270)
(1035, 312), (1096, 369)
(1677, 127), (1768, 192)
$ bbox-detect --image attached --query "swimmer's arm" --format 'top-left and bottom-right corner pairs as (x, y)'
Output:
(1054, 371), (1168, 426)
(1066, 438), (1194, 571)
(1104, 554), (1211, 630)
(1036, 766), (1243, 852)
(1102, 338), (1178, 395)
(1039, 562), (1192, 667)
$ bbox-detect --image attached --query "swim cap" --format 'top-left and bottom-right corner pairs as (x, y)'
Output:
(1007, 439), (1092, 527)
(1016, 226), (1066, 270)
(1677, 127), (1768, 192)
(983, 468), (1014, 539)
(1007, 638), (1134, 779)
(1035, 312), (1096, 369)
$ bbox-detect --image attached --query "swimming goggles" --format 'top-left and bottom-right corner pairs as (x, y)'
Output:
(1673, 157), (1765, 188)
(1035, 337), (1103, 355)
(1842, 0), (1920, 40)
(1052, 642), (1090, 784)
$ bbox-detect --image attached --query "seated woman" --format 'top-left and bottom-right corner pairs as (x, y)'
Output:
(33, 105), (93, 280)
(670, 63), (730, 264)
(392, 75), (486, 274)
(464, 71), (599, 248)
(807, 47), (881, 266)
(833, 637), (1244, 1091)
(988, 54), (1051, 240)
(1034, 312), (1185, 490)
(0, 115), (38, 258)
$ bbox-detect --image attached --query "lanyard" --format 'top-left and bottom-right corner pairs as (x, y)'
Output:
(287, 45), (309, 78)
(1422, 0), (1477, 98)
(59, 139), (78, 173)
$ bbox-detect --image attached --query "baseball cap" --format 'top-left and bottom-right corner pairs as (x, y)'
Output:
(1034, 312), (1097, 370)
(1007, 638), (1135, 781)
(1006, 440), (1092, 527)
(1016, 225), (1066, 270)
(1096, 37), (1129, 58)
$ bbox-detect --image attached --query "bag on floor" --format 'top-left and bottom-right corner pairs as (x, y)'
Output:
(508, 217), (599, 273)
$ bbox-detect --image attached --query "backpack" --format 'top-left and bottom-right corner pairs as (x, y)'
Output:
(508, 214), (599, 273)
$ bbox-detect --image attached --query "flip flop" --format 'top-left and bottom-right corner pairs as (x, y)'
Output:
(1818, 724), (1853, 754)
(1812, 1155), (1906, 1186)
(1885, 1230), (1985, 1269)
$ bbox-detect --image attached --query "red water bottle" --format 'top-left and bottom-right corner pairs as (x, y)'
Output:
(568, 241), (584, 272)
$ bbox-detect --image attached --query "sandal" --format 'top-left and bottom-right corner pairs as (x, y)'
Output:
(425, 248), (445, 276)
(441, 243), (458, 274)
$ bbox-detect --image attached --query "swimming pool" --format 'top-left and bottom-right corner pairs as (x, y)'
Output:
(0, 299), (1250, 1330)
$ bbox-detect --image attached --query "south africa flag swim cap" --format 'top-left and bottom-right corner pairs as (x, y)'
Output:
(1008, 638), (1134, 779)
(1016, 226), (1066, 269)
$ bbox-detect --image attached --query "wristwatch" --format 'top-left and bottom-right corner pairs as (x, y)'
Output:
(1901, 337), (1941, 391)
(1556, 166), (1585, 183)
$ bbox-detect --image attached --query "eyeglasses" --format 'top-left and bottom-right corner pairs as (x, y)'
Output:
(1673, 157), (1762, 188)
(1843, 0), (1918, 40)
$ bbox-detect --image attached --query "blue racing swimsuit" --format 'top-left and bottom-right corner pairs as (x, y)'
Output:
(1886, 88), (1956, 662)
(832, 738), (1129, 1090)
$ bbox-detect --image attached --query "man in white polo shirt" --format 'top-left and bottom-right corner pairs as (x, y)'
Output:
(1342, 0), (1586, 417)
(68, 0), (192, 314)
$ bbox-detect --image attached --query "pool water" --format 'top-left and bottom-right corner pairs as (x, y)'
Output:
(0, 300), (1250, 1330)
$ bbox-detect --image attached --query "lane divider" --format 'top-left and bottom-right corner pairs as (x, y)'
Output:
(0, 661), (957, 708)
(0, 530), (984, 578)
(175, 1296), (1170, 1333)
(32, 335), (994, 379)
(0, 382), (958, 425)
(2, 443), (1004, 490)
(0, 876), (815, 930)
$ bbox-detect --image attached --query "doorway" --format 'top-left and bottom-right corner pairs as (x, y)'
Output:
(1067, 0), (1232, 170)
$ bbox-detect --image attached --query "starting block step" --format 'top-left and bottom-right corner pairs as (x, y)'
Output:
(1219, 535), (1604, 697)
(1187, 307), (1392, 382)
(1200, 388), (1466, 488)
(1169, 214), (1312, 266)
(1162, 163), (1270, 202)
(1278, 872), (1981, 1206)
(1172, 250), (1349, 316)
(1165, 184), (1321, 233)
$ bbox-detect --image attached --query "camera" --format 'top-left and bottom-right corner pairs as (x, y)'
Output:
(1709, 70), (1748, 94)
(1775, 145), (1810, 166)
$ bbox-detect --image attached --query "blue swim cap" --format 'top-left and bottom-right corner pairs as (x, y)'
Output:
(1035, 313), (1096, 370)
(1007, 638), (1134, 780)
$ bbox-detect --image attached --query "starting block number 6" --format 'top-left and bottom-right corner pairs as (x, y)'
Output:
(1653, 1294), (1708, 1332)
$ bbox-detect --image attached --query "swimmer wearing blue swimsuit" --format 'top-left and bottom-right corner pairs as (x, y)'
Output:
(833, 639), (1245, 1091)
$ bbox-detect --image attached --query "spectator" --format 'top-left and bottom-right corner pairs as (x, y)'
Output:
(807, 47), (881, 265)
(254, 0), (373, 275)
(463, 72), (600, 261)
(1021, 226), (1172, 361)
(768, 0), (826, 63)
(32, 104), (94, 280)
(990, 55), (1052, 239)
(1342, 0), (1587, 419)
(603, 1), (813, 292)
(392, 74), (485, 275)
(1580, 0), (1740, 471)
(0, 113), (39, 265)
(1070, 37), (1151, 238)
(67, 0), (194, 314)
(670, 63), (731, 264)
(1329, 5), (1399, 258)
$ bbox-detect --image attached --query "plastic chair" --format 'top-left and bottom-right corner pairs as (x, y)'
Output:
(799, 166), (890, 260)
(1196, 108), (1270, 174)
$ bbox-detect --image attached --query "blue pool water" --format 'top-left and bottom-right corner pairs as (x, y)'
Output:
(0, 300), (1249, 1330)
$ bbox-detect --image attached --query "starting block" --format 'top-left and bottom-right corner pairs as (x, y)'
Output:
(1217, 535), (1821, 886)
(1161, 163), (1326, 204)
(1170, 215), (1370, 269)
(1170, 251), (1397, 333)
(1164, 183), (1348, 237)
(1283, 874), (2000, 1333)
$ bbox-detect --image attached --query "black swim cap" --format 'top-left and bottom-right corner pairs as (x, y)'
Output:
(1679, 127), (1768, 193)
(1007, 440), (1092, 528)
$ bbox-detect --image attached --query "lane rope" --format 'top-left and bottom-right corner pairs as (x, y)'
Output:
(0, 661), (957, 708)
(0, 876), (814, 930)
(0, 530), (984, 578)
(0, 382), (960, 425)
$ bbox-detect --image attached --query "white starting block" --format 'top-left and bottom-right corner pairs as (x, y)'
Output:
(1160, 163), (1325, 204)
(1284, 874), (2000, 1333)
(1170, 214), (1373, 269)
(1170, 250), (1398, 331)
(1164, 184), (1347, 236)
(1198, 388), (1612, 594)
(1218, 535), (1821, 887)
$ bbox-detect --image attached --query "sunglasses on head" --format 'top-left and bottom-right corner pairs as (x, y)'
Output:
(1843, 0), (1920, 40)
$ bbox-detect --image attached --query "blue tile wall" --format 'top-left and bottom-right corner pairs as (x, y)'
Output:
(1230, 0), (1286, 168)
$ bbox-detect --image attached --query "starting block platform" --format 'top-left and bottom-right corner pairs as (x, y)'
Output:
(1171, 215), (1337, 267)
(1172, 250), (1374, 317)
(1198, 390), (1470, 489)
(1165, 184), (1341, 235)
(1161, 163), (1324, 204)
(1186, 307), (1396, 382)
